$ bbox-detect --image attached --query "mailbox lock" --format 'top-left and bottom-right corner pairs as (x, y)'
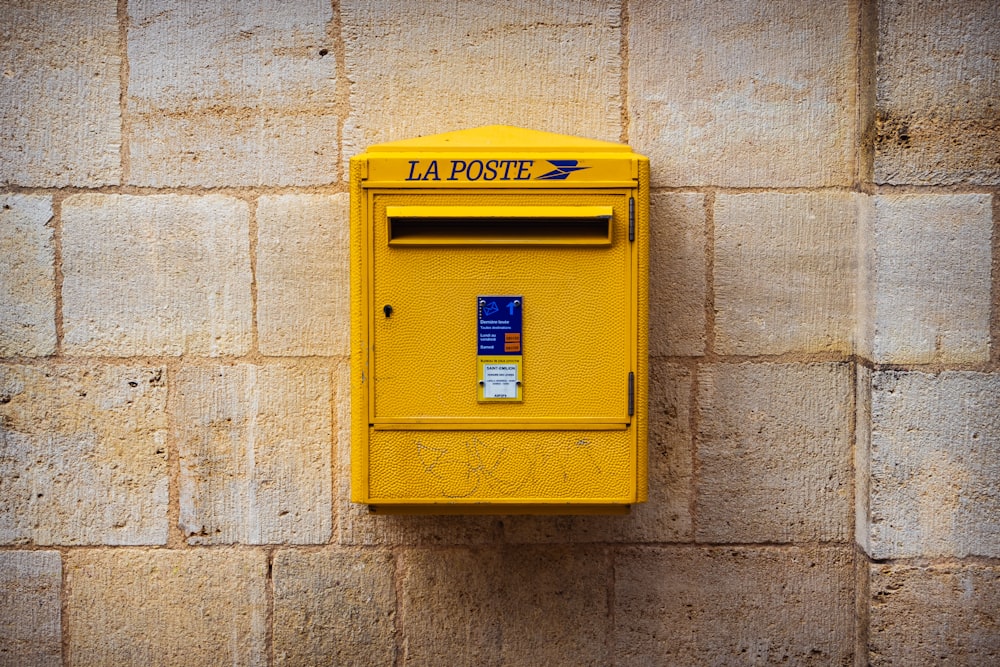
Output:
(383, 305), (393, 318)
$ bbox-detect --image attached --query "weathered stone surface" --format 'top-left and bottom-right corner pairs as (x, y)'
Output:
(0, 551), (61, 667)
(62, 194), (252, 357)
(342, 0), (622, 158)
(66, 548), (267, 667)
(257, 194), (350, 356)
(0, 195), (55, 357)
(127, 0), (339, 187)
(874, 0), (1000, 185)
(176, 363), (333, 545)
(866, 370), (1000, 559)
(861, 194), (992, 364)
(498, 546), (611, 666)
(696, 363), (852, 543)
(400, 548), (502, 666)
(339, 504), (501, 547)
(714, 193), (856, 355)
(273, 548), (395, 666)
(855, 547), (872, 666)
(502, 361), (693, 543)
(629, 0), (855, 187)
(401, 546), (611, 666)
(616, 546), (854, 664)
(649, 193), (706, 356)
(868, 562), (1000, 665)
(855, 194), (876, 362)
(338, 485), (501, 545)
(855, 365), (873, 556)
(0, 1), (120, 186)
(0, 364), (168, 545)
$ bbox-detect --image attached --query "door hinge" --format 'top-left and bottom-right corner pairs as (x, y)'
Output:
(628, 371), (635, 416)
(628, 197), (635, 242)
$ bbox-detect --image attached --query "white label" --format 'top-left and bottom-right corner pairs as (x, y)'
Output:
(482, 363), (518, 399)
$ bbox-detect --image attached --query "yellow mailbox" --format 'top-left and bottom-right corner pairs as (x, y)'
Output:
(350, 126), (648, 513)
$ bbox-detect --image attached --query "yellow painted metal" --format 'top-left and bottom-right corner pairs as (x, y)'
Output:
(350, 126), (648, 513)
(385, 205), (614, 218)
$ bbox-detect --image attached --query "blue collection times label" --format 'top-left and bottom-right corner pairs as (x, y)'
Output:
(477, 296), (522, 355)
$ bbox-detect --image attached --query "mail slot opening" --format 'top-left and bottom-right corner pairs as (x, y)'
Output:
(386, 205), (613, 246)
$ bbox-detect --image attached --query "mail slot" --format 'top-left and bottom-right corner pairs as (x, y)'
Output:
(386, 206), (614, 245)
(349, 126), (649, 513)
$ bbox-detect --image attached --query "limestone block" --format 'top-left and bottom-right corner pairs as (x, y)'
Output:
(714, 193), (856, 355)
(127, 0), (339, 187)
(338, 492), (502, 546)
(62, 194), (252, 357)
(341, 0), (622, 159)
(855, 194), (875, 360)
(696, 363), (852, 543)
(615, 546), (854, 664)
(0, 195), (55, 357)
(874, 0), (1000, 185)
(855, 548), (872, 665)
(257, 194), (349, 356)
(175, 363), (333, 545)
(66, 548), (267, 667)
(400, 548), (502, 666)
(649, 193), (706, 356)
(401, 546), (611, 666)
(0, 1), (120, 186)
(0, 364), (168, 545)
(497, 547), (611, 666)
(865, 370), (1000, 559)
(273, 548), (395, 666)
(862, 194), (992, 364)
(0, 551), (61, 667)
(502, 361), (693, 543)
(855, 365), (872, 555)
(868, 562), (1000, 665)
(629, 0), (855, 187)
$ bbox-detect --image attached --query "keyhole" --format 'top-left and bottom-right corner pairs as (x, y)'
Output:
(383, 305), (393, 318)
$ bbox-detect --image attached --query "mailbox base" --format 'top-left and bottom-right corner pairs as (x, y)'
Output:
(367, 503), (631, 516)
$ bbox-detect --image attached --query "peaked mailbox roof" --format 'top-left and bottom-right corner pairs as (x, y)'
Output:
(355, 126), (645, 187)
(363, 125), (631, 153)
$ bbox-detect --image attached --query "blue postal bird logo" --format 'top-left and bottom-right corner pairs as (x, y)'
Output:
(404, 158), (589, 182)
(535, 160), (589, 180)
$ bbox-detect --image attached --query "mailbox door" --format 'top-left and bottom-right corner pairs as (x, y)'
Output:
(368, 190), (634, 428)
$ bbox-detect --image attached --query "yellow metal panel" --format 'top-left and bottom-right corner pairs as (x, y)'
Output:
(366, 429), (636, 504)
(349, 157), (371, 502)
(368, 504), (631, 515)
(634, 158), (650, 503)
(370, 191), (630, 422)
(371, 418), (628, 430)
(385, 205), (614, 219)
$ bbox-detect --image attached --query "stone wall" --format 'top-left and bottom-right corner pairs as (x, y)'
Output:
(0, 1), (996, 665)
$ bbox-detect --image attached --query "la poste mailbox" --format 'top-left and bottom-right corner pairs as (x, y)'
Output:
(350, 126), (648, 513)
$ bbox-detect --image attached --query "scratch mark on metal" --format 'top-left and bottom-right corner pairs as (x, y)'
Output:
(414, 438), (529, 498)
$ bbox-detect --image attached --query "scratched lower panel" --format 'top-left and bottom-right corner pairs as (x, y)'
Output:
(367, 429), (635, 503)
